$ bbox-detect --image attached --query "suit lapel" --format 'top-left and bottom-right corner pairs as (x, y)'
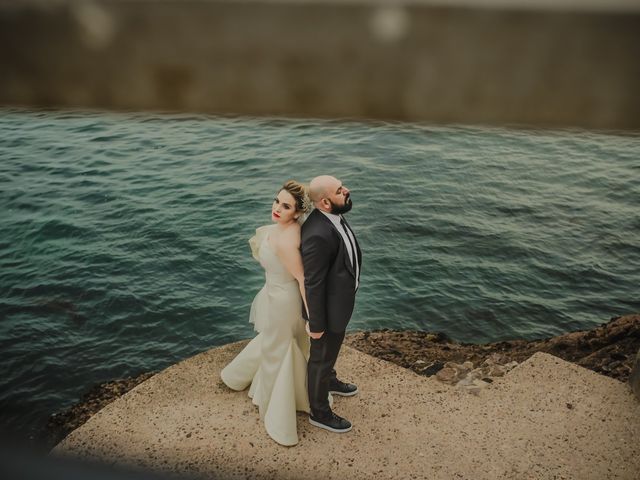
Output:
(338, 216), (357, 278)
(341, 217), (361, 281)
(313, 210), (356, 278)
(341, 217), (361, 260)
(342, 244), (356, 278)
(312, 209), (340, 237)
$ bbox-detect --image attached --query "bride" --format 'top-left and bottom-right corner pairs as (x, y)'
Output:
(220, 180), (323, 446)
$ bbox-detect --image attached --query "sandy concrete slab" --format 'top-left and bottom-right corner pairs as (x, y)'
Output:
(51, 341), (640, 479)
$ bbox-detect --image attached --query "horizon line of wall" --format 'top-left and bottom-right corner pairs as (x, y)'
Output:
(1, 0), (639, 130)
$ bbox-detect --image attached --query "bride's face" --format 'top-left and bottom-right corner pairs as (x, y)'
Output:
(272, 189), (299, 225)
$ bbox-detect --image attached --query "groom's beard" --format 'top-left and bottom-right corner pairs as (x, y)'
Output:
(329, 196), (353, 215)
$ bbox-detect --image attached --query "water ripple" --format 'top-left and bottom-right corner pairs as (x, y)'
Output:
(1, 108), (639, 441)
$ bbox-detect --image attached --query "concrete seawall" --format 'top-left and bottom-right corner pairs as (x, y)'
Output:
(2, 0), (640, 129)
(50, 343), (640, 479)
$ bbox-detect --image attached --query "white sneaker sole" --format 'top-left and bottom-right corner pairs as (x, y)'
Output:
(328, 388), (359, 397)
(309, 418), (353, 433)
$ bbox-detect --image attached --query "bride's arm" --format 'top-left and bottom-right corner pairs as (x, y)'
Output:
(276, 231), (310, 319)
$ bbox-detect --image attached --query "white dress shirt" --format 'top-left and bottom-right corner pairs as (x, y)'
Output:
(319, 210), (359, 289)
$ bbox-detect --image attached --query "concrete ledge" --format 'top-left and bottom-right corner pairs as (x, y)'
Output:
(1, 0), (640, 129)
(630, 348), (640, 401)
(51, 341), (640, 479)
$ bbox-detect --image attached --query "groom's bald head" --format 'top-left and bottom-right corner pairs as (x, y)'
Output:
(309, 175), (353, 214)
(309, 175), (337, 204)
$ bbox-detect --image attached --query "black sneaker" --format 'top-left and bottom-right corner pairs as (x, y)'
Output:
(309, 412), (352, 433)
(328, 379), (358, 397)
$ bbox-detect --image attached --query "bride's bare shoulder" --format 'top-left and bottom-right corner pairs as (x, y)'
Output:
(277, 223), (301, 249)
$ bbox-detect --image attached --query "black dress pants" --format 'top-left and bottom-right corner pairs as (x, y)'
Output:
(307, 329), (346, 418)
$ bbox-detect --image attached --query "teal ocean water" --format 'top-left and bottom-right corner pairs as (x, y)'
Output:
(1, 108), (639, 443)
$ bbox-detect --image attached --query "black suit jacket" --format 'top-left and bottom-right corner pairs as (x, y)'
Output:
(300, 209), (362, 333)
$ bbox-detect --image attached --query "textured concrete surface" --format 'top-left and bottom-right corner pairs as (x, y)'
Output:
(51, 341), (640, 479)
(630, 348), (640, 401)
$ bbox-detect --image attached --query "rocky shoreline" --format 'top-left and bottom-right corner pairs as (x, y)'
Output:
(345, 314), (640, 384)
(45, 313), (640, 450)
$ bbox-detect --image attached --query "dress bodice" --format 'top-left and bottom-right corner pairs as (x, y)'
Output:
(249, 225), (296, 285)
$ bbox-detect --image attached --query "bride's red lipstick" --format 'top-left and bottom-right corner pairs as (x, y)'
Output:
(272, 212), (280, 218)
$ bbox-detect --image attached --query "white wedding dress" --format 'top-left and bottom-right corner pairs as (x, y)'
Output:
(220, 224), (330, 446)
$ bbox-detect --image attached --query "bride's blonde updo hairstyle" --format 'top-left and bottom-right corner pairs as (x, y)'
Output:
(280, 180), (313, 215)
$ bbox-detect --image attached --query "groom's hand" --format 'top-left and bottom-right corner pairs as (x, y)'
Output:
(305, 321), (324, 339)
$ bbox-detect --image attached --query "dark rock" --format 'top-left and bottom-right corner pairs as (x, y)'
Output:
(422, 361), (445, 376)
(432, 332), (452, 343)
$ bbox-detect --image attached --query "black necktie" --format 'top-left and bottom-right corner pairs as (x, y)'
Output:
(340, 217), (358, 272)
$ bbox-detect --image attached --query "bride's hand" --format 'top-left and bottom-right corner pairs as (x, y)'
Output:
(305, 321), (324, 339)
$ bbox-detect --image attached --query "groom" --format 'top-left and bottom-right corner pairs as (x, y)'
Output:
(301, 175), (362, 433)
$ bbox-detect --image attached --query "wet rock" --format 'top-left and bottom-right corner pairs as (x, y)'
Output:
(421, 361), (445, 376)
(503, 361), (519, 371)
(487, 365), (507, 377)
(466, 368), (484, 381)
(435, 367), (457, 383)
(439, 361), (474, 385)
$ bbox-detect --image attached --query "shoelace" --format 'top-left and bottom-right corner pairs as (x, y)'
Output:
(331, 412), (345, 422)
